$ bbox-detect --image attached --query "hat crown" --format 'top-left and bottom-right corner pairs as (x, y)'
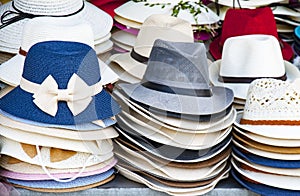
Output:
(21, 17), (94, 52)
(220, 7), (278, 46)
(14, 0), (83, 15)
(243, 78), (300, 121)
(144, 39), (210, 90)
(134, 14), (194, 57)
(220, 34), (285, 78)
(22, 41), (100, 89)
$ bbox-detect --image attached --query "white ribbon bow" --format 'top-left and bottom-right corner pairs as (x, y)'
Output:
(20, 74), (103, 116)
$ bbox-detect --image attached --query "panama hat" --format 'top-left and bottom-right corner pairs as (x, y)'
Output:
(119, 39), (233, 117)
(232, 145), (300, 169)
(114, 141), (229, 182)
(0, 41), (121, 125)
(0, 0), (113, 54)
(109, 14), (194, 80)
(233, 139), (300, 160)
(234, 126), (300, 147)
(209, 7), (294, 61)
(113, 88), (236, 131)
(115, 164), (229, 196)
(115, 125), (232, 163)
(209, 35), (300, 99)
(232, 158), (300, 191)
(8, 169), (115, 193)
(0, 112), (119, 141)
(116, 111), (232, 150)
(211, 0), (285, 7)
(0, 17), (119, 87)
(233, 153), (300, 177)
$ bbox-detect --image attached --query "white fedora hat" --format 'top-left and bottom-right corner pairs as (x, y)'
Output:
(114, 1), (219, 25)
(0, 17), (118, 87)
(209, 34), (300, 99)
(109, 14), (194, 80)
(0, 0), (113, 54)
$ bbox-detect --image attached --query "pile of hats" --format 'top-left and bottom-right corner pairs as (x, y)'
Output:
(109, 14), (195, 84)
(0, 33), (122, 192)
(111, 0), (220, 52)
(111, 39), (235, 195)
(208, 7), (297, 110)
(0, 0), (114, 64)
(232, 78), (300, 195)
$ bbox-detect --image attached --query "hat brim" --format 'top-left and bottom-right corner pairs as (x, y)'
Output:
(108, 62), (140, 84)
(232, 145), (300, 169)
(233, 139), (300, 160)
(111, 30), (136, 47)
(209, 36), (294, 61)
(0, 2), (113, 53)
(109, 53), (146, 80)
(8, 169), (114, 191)
(209, 60), (300, 99)
(113, 88), (237, 131)
(231, 158), (300, 191)
(115, 125), (232, 163)
(0, 85), (121, 125)
(234, 112), (300, 140)
(211, 0), (286, 8)
(231, 168), (300, 196)
(119, 82), (234, 116)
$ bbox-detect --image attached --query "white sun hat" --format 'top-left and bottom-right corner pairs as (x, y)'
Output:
(0, 17), (118, 87)
(0, 0), (113, 54)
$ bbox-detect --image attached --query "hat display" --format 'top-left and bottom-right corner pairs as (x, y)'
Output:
(209, 35), (300, 100)
(209, 7), (294, 61)
(109, 14), (194, 81)
(120, 39), (233, 116)
(0, 41), (121, 125)
(0, 0), (113, 54)
(0, 17), (119, 87)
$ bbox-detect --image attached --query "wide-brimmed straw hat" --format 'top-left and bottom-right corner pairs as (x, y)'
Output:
(0, 41), (121, 125)
(119, 39), (233, 117)
(109, 14), (194, 80)
(209, 35), (300, 99)
(0, 17), (118, 87)
(209, 7), (293, 61)
(0, 0), (113, 54)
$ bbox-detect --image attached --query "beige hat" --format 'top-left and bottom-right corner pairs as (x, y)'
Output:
(109, 14), (194, 80)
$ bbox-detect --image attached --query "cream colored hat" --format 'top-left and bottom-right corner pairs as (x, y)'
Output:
(0, 17), (118, 87)
(0, 0), (113, 54)
(109, 14), (194, 80)
(209, 34), (300, 99)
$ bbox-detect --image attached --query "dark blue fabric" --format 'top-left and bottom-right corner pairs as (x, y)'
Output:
(233, 146), (300, 169)
(0, 41), (121, 125)
(231, 168), (300, 196)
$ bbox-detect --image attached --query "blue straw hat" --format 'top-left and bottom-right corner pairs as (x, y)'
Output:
(0, 41), (120, 125)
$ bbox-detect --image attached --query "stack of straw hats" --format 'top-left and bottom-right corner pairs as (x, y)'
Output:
(0, 35), (121, 192)
(111, 39), (235, 195)
(0, 0), (114, 64)
(209, 34), (300, 110)
(111, 0), (220, 52)
(232, 78), (300, 195)
(109, 14), (194, 84)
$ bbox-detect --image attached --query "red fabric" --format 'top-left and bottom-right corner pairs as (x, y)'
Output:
(90, 0), (128, 17)
(209, 7), (293, 61)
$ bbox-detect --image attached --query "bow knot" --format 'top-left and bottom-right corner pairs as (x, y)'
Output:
(20, 74), (103, 117)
